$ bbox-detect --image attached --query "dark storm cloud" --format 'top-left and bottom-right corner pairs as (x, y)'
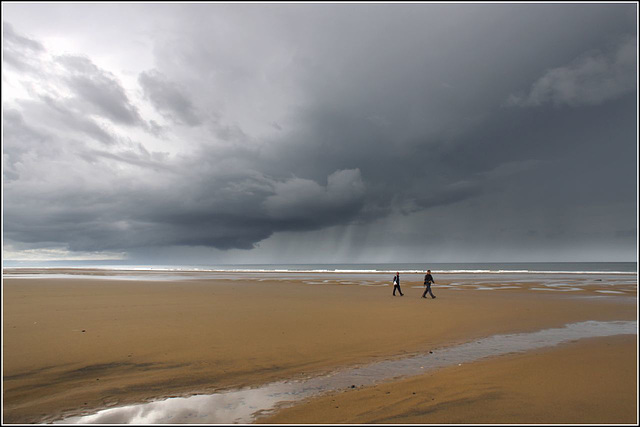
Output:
(266, 5), (635, 214)
(409, 182), (484, 212)
(264, 169), (365, 229)
(3, 162), (368, 252)
(139, 70), (202, 126)
(506, 36), (637, 107)
(2, 3), (637, 260)
(4, 91), (367, 252)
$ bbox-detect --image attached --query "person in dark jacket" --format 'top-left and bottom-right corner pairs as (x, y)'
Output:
(392, 272), (404, 296)
(422, 269), (436, 299)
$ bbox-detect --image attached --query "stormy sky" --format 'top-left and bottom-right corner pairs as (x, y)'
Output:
(2, 3), (637, 264)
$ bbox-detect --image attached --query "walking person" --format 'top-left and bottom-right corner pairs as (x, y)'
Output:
(392, 272), (404, 296)
(422, 269), (436, 299)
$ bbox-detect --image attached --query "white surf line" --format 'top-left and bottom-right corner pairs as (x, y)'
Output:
(55, 320), (637, 425)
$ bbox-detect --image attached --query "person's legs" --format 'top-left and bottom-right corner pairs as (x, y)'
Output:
(393, 285), (397, 296)
(422, 286), (428, 298)
(427, 285), (436, 298)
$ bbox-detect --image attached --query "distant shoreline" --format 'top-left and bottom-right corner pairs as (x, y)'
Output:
(3, 263), (637, 277)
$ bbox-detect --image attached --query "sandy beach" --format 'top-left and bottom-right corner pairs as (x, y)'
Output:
(2, 270), (637, 423)
(261, 335), (637, 424)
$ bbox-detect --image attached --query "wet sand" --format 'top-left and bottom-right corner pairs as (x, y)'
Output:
(260, 335), (637, 424)
(2, 272), (637, 423)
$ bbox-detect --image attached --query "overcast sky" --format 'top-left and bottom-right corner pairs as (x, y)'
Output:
(2, 3), (637, 265)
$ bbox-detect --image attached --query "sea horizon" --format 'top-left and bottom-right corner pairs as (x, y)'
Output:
(3, 261), (637, 274)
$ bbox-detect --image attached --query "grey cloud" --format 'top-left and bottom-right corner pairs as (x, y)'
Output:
(57, 55), (144, 126)
(2, 105), (115, 182)
(4, 155), (370, 252)
(3, 28), (137, 146)
(410, 182), (483, 212)
(139, 70), (202, 126)
(147, 120), (164, 136)
(2, 4), (637, 261)
(10, 95), (115, 146)
(37, 95), (116, 144)
(506, 37), (637, 107)
(213, 123), (250, 143)
(2, 22), (43, 51)
(80, 147), (174, 172)
(2, 109), (49, 181)
(2, 22), (44, 72)
(264, 169), (365, 228)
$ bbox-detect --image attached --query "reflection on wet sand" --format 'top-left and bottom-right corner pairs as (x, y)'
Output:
(57, 320), (636, 424)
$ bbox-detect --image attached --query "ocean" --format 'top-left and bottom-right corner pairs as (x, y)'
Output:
(181, 262), (638, 274)
(3, 261), (636, 274)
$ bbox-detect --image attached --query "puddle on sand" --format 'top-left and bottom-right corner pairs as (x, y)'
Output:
(56, 320), (636, 425)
